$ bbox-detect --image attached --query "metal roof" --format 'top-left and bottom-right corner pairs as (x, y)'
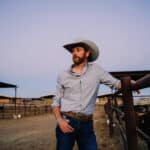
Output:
(110, 70), (150, 80)
(40, 95), (55, 99)
(0, 82), (17, 88)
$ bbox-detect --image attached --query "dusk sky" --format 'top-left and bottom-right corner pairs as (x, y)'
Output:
(0, 0), (150, 98)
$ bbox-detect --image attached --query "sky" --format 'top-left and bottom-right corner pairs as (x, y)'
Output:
(0, 0), (150, 98)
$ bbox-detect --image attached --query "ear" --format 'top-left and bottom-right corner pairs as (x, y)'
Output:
(86, 50), (91, 58)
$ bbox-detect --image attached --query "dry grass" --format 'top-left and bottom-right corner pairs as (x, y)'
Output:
(0, 105), (121, 150)
(93, 105), (122, 150)
(0, 114), (56, 150)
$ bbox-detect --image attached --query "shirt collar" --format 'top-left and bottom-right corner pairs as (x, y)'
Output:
(70, 63), (88, 77)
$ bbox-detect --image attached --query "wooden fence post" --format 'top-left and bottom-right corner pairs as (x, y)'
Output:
(121, 76), (138, 150)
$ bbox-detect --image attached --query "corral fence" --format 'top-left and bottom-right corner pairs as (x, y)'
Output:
(0, 103), (52, 119)
(104, 74), (150, 150)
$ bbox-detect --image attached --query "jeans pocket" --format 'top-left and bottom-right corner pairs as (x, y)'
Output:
(62, 114), (72, 123)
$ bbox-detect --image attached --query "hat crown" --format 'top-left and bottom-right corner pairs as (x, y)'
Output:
(79, 40), (99, 62)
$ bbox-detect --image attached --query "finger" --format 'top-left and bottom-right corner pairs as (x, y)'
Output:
(62, 127), (72, 133)
(66, 124), (74, 131)
(62, 124), (74, 133)
(61, 127), (70, 133)
(60, 125), (74, 133)
(65, 128), (74, 133)
(65, 120), (74, 130)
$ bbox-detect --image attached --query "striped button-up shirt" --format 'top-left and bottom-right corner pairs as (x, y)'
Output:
(51, 63), (120, 115)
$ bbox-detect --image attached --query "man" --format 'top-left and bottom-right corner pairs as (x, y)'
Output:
(51, 39), (121, 150)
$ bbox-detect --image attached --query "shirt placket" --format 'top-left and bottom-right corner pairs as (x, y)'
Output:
(79, 79), (82, 111)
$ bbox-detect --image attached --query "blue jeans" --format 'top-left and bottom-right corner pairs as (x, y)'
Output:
(56, 114), (98, 150)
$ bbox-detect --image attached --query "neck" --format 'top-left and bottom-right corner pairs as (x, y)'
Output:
(72, 60), (88, 74)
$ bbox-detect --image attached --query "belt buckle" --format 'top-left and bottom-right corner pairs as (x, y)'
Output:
(76, 113), (84, 119)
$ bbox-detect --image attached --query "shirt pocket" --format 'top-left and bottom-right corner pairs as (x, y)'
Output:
(63, 80), (81, 94)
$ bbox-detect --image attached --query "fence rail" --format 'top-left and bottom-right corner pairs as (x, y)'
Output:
(104, 73), (150, 150)
(132, 74), (150, 90)
(0, 104), (52, 119)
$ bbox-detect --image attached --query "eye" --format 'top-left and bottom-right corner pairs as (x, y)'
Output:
(77, 48), (80, 52)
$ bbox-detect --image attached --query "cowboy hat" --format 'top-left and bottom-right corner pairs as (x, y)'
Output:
(63, 40), (99, 62)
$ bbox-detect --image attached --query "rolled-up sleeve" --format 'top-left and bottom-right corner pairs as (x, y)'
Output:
(96, 64), (120, 90)
(51, 75), (64, 107)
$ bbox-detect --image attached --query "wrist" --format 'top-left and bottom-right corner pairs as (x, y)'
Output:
(56, 117), (63, 123)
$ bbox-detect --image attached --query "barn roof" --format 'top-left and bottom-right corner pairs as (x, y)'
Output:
(0, 82), (17, 88)
(0, 95), (11, 99)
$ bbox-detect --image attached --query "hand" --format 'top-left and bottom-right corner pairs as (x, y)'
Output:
(57, 117), (74, 133)
(131, 80), (140, 94)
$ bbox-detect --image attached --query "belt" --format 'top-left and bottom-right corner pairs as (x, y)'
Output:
(61, 111), (93, 121)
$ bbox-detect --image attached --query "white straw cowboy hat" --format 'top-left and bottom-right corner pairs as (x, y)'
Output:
(63, 40), (99, 62)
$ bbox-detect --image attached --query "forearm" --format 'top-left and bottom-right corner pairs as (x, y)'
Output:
(52, 106), (62, 121)
(117, 81), (121, 89)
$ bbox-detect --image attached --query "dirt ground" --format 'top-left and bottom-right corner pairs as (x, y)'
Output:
(0, 105), (121, 150)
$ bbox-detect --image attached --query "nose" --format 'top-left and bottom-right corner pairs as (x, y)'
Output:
(72, 49), (77, 55)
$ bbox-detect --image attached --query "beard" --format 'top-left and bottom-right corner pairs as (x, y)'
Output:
(72, 55), (86, 65)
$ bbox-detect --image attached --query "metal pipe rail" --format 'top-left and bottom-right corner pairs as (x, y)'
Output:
(136, 128), (150, 143)
(115, 121), (128, 150)
(112, 107), (124, 118)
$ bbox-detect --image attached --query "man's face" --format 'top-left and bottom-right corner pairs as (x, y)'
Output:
(72, 47), (90, 65)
